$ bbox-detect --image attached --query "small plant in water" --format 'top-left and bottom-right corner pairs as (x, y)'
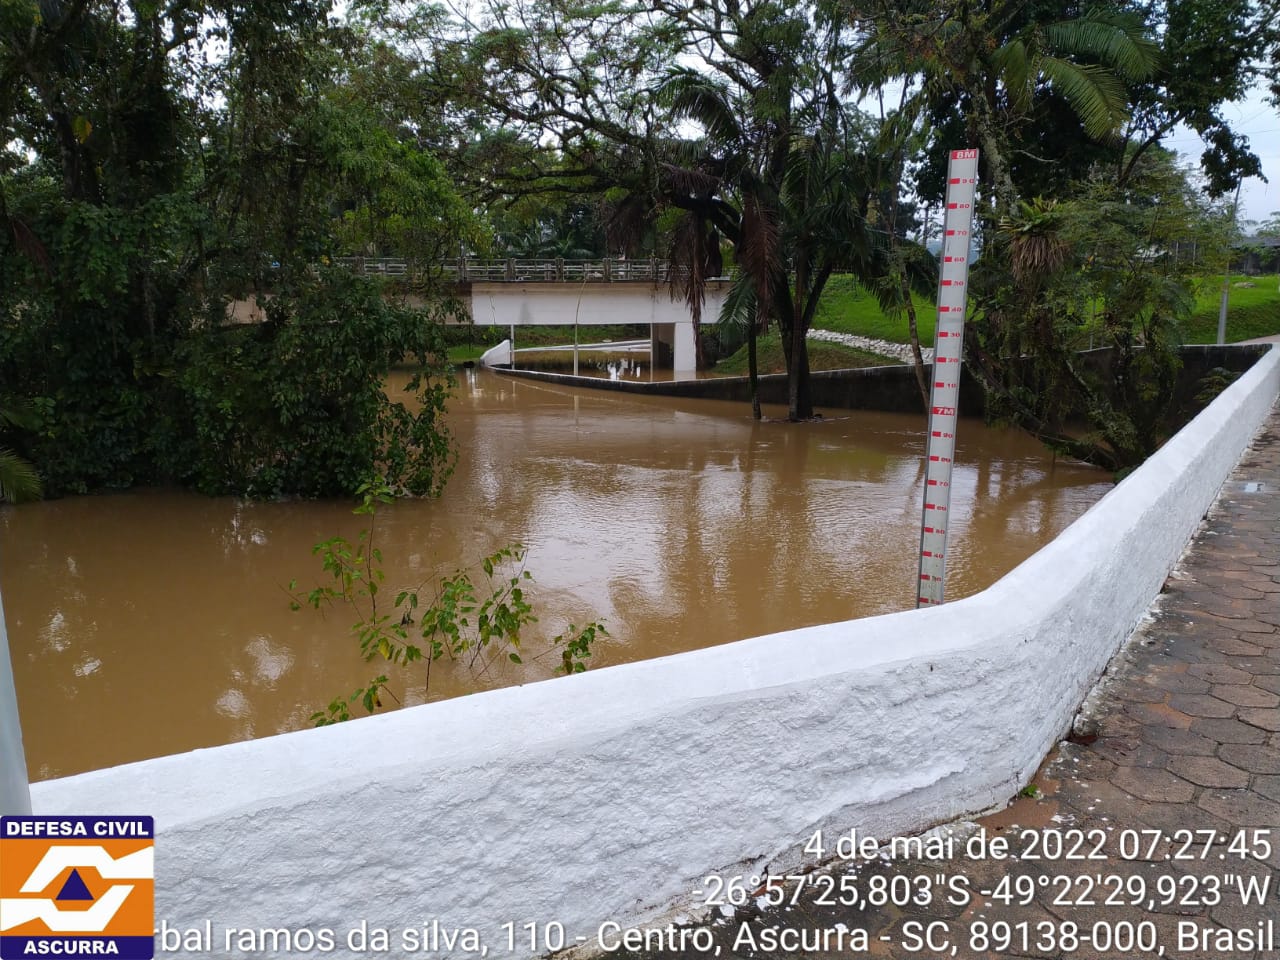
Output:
(290, 477), (607, 725)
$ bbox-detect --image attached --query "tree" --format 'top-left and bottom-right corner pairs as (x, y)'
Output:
(1120, 0), (1277, 196)
(0, 0), (476, 497)
(965, 150), (1233, 472)
(406, 0), (919, 419)
(838, 0), (1160, 217)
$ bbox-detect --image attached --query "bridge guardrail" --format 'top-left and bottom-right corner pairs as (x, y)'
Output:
(335, 257), (706, 284)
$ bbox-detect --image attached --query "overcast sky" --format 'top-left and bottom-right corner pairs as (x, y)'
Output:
(1166, 84), (1280, 229)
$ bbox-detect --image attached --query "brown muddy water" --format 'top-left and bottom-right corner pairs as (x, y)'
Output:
(1, 370), (1113, 781)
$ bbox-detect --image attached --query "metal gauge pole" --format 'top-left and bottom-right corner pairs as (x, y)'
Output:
(917, 148), (979, 608)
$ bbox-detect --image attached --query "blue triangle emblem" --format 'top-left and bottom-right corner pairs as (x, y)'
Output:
(55, 868), (94, 901)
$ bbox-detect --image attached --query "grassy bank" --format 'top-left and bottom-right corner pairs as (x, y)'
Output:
(710, 333), (901, 376)
(1185, 276), (1280, 343)
(811, 275), (935, 344)
(809, 272), (1280, 346)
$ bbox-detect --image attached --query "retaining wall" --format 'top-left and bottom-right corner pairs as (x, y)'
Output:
(494, 343), (1267, 415)
(28, 346), (1280, 958)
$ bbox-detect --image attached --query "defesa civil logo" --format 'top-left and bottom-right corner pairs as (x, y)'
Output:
(0, 817), (153, 959)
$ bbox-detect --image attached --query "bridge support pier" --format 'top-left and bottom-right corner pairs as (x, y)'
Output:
(650, 323), (697, 380)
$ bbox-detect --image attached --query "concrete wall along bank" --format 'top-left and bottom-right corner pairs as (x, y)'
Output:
(26, 346), (1280, 958)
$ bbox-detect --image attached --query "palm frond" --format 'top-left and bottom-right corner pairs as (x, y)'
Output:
(991, 38), (1033, 111)
(666, 210), (709, 313)
(656, 70), (744, 147)
(660, 162), (721, 198)
(718, 272), (760, 331)
(740, 192), (780, 307)
(1038, 57), (1129, 138)
(0, 401), (38, 431)
(604, 194), (654, 256)
(1045, 13), (1160, 82)
(0, 447), (41, 503)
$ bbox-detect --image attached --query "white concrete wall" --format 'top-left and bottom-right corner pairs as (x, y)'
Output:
(0, 590), (32, 815)
(30, 348), (1280, 957)
(468, 281), (729, 329)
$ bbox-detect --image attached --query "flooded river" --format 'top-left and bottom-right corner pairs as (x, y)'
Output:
(1, 370), (1113, 780)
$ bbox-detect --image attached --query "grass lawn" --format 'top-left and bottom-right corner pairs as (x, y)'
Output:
(810, 272), (1280, 346)
(812, 274), (935, 345)
(710, 332), (901, 376)
(1184, 275), (1280, 343)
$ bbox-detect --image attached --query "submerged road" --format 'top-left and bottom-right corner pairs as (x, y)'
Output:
(604, 403), (1280, 960)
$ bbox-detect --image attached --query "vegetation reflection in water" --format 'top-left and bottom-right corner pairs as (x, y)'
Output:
(0, 370), (1113, 780)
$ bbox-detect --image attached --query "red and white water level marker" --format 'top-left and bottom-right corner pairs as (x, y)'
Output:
(917, 148), (979, 608)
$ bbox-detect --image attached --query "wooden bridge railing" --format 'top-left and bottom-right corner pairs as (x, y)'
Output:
(335, 257), (700, 283)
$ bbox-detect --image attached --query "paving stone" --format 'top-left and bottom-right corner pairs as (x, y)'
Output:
(1126, 701), (1194, 729)
(1140, 724), (1220, 756)
(1198, 789), (1280, 826)
(1217, 744), (1280, 774)
(1188, 717), (1269, 744)
(1253, 776), (1280, 803)
(1144, 672), (1211, 695)
(1188, 663), (1253, 685)
(1167, 756), (1251, 789)
(1117, 678), (1173, 703)
(1254, 674), (1280, 695)
(1236, 707), (1280, 731)
(1110, 767), (1197, 803)
(1242, 632), (1280, 651)
(1224, 619), (1277, 635)
(1167, 694), (1238, 719)
(1133, 800), (1231, 843)
(1090, 736), (1166, 767)
(1207, 684), (1280, 708)
(1207, 637), (1268, 657)
(1219, 583), (1266, 600)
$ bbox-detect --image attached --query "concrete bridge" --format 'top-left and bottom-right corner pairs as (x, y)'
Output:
(341, 257), (731, 378)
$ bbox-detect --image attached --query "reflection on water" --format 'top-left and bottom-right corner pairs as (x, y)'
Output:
(513, 350), (652, 380)
(0, 370), (1112, 779)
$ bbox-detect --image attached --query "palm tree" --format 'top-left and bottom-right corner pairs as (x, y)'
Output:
(844, 0), (1160, 214)
(653, 53), (919, 419)
(0, 402), (41, 503)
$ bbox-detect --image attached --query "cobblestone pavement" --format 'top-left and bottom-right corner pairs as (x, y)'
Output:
(608, 404), (1280, 960)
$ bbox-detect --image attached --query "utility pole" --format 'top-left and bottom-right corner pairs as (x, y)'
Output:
(1217, 179), (1244, 346)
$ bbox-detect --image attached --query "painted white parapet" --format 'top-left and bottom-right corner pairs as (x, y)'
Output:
(469, 281), (728, 379)
(31, 348), (1280, 958)
(1, 589), (32, 815)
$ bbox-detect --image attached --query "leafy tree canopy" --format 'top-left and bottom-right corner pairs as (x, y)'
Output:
(0, 0), (478, 497)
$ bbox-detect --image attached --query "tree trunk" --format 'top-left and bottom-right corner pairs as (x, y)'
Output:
(788, 320), (812, 420)
(692, 300), (705, 371)
(748, 306), (761, 421)
(968, 87), (1018, 216)
(903, 279), (930, 410)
